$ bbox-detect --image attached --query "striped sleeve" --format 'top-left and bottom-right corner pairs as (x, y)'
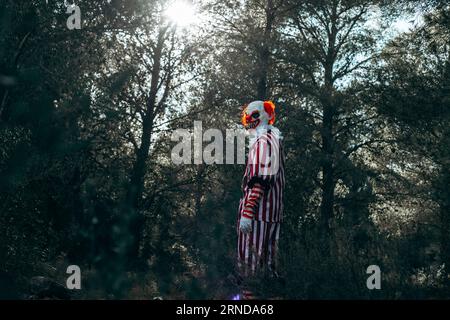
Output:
(242, 183), (264, 219)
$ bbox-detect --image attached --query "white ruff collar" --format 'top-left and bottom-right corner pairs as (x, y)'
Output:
(247, 124), (283, 148)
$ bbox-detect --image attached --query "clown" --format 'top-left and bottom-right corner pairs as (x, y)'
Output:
(237, 100), (285, 299)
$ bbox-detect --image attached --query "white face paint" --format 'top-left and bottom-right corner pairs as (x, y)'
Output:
(242, 101), (271, 132)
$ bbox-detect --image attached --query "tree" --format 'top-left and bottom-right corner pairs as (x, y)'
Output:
(279, 0), (394, 251)
(372, 2), (450, 281)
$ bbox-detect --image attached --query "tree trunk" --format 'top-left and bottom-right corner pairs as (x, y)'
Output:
(319, 4), (338, 251)
(126, 26), (167, 261)
(319, 89), (335, 248)
(256, 0), (275, 100)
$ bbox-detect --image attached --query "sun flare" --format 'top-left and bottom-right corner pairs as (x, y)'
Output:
(164, 1), (197, 26)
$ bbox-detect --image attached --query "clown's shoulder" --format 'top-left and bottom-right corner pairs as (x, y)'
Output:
(253, 125), (283, 144)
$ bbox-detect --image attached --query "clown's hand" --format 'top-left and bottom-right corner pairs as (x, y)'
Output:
(239, 216), (253, 234)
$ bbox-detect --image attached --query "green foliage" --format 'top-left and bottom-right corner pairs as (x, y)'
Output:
(0, 0), (449, 299)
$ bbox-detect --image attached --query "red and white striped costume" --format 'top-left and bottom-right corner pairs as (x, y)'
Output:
(237, 101), (285, 277)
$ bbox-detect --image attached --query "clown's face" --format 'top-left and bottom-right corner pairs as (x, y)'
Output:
(241, 100), (275, 131)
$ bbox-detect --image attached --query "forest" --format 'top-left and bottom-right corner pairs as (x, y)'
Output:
(0, 0), (449, 299)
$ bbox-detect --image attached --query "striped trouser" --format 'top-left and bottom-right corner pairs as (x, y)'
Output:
(237, 219), (281, 277)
